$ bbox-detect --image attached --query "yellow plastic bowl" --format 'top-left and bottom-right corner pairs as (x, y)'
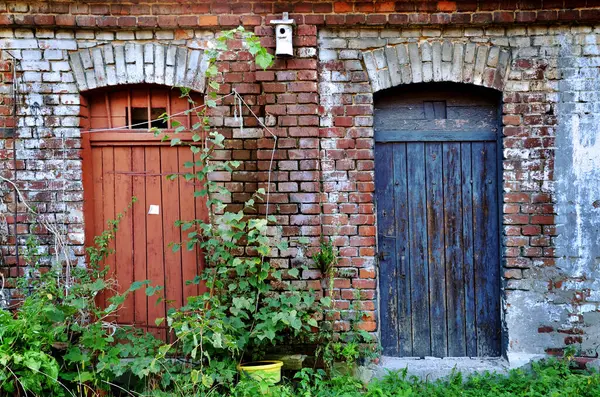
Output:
(237, 360), (284, 384)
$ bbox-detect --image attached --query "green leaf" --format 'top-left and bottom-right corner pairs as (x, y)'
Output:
(320, 296), (332, 307)
(146, 285), (163, 296)
(256, 51), (274, 70)
(158, 345), (171, 357)
(23, 353), (42, 372)
(43, 306), (65, 322)
(64, 347), (84, 363)
(130, 280), (150, 291)
(288, 268), (299, 278)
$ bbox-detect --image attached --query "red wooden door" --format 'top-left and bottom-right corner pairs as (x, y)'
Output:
(81, 86), (206, 338)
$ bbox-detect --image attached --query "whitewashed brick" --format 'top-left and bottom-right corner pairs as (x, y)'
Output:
(44, 49), (63, 60)
(116, 31), (135, 40)
(472, 45), (489, 85)
(408, 43), (422, 83)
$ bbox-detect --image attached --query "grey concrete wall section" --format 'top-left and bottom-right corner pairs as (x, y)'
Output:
(555, 34), (600, 353)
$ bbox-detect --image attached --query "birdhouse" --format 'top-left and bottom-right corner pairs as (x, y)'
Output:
(270, 12), (295, 57)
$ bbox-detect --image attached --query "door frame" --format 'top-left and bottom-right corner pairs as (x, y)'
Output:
(373, 87), (505, 358)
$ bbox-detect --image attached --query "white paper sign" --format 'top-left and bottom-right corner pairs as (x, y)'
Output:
(148, 205), (160, 215)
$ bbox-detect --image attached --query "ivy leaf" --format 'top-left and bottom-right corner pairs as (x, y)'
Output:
(288, 268), (299, 278)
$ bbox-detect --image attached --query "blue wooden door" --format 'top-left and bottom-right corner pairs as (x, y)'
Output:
(374, 84), (501, 357)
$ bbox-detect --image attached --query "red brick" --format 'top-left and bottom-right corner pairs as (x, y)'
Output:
(177, 16), (198, 27)
(516, 11), (536, 22)
(287, 104), (318, 115)
(198, 15), (218, 26)
(34, 15), (54, 25)
(333, 278), (351, 288)
(233, 83), (260, 94)
(288, 82), (318, 92)
(304, 15), (325, 25)
(408, 13), (430, 23)
(116, 17), (135, 27)
(325, 14), (346, 25)
(334, 117), (353, 127)
(531, 215), (554, 225)
(523, 247), (543, 257)
(504, 192), (530, 203)
(241, 15), (262, 26)
(472, 12), (493, 23)
(437, 1), (457, 11)
(263, 83), (287, 93)
(522, 225), (541, 236)
(352, 279), (376, 289)
(537, 10), (558, 21)
(54, 15), (75, 26)
(90, 4), (110, 14)
(286, 59), (317, 69)
(158, 16), (178, 28)
(333, 2), (353, 12)
(579, 9), (600, 21)
(70, 4), (89, 14)
(138, 17), (158, 27)
(298, 70), (318, 81)
(76, 16), (96, 27)
(219, 15), (240, 26)
(505, 214), (529, 225)
(346, 14), (366, 25)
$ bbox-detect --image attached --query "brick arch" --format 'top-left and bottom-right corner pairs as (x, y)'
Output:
(69, 43), (207, 93)
(363, 41), (511, 92)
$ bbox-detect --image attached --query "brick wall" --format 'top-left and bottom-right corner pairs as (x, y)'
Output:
(3, 1), (600, 28)
(0, 50), (14, 267)
(1, 0), (600, 363)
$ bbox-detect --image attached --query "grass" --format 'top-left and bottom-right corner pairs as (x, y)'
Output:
(229, 358), (600, 397)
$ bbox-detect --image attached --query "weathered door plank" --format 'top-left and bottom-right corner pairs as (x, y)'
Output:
(406, 143), (430, 357)
(443, 142), (467, 357)
(460, 143), (478, 357)
(472, 142), (501, 356)
(375, 143), (399, 356)
(392, 143), (413, 357)
(425, 142), (447, 357)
